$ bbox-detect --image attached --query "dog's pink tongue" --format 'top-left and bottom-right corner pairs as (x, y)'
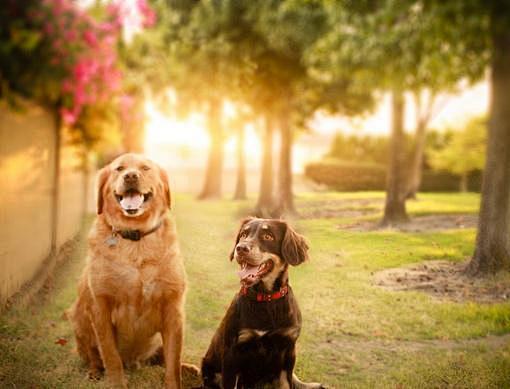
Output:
(120, 193), (144, 210)
(238, 264), (259, 285)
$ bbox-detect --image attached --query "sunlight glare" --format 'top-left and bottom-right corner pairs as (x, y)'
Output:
(224, 123), (262, 164)
(144, 100), (209, 150)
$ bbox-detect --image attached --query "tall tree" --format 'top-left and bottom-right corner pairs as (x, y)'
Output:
(155, 1), (236, 199)
(226, 104), (253, 201)
(250, 0), (365, 217)
(413, 0), (508, 274)
(464, 2), (510, 273)
(198, 97), (224, 199)
(405, 91), (448, 199)
(309, 0), (472, 225)
(382, 91), (409, 225)
(255, 115), (275, 217)
(233, 123), (247, 200)
(277, 106), (296, 216)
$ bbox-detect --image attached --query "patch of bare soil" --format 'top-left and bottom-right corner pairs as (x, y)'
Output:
(341, 214), (478, 232)
(374, 260), (510, 303)
(300, 198), (382, 219)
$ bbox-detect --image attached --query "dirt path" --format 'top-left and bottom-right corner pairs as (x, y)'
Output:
(300, 198), (382, 219)
(373, 260), (510, 303)
(341, 214), (478, 232)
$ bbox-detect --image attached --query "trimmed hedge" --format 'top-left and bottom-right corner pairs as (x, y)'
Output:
(304, 160), (482, 192)
(304, 160), (386, 191)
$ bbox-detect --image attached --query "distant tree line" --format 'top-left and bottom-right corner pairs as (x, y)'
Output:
(3, 0), (509, 274)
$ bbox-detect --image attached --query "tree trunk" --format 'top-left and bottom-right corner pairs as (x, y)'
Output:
(255, 115), (275, 217)
(467, 6), (510, 274)
(122, 98), (145, 153)
(198, 98), (223, 199)
(82, 151), (92, 218)
(406, 119), (427, 199)
(381, 91), (409, 226)
(275, 109), (296, 218)
(459, 172), (468, 192)
(233, 124), (247, 200)
(51, 107), (61, 253)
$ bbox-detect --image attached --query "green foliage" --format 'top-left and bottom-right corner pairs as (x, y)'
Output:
(428, 116), (487, 176)
(2, 193), (510, 388)
(0, 1), (62, 105)
(308, 1), (485, 94)
(327, 133), (389, 165)
(70, 103), (122, 154)
(305, 160), (386, 191)
(325, 130), (448, 167)
(147, 0), (372, 127)
(305, 159), (481, 192)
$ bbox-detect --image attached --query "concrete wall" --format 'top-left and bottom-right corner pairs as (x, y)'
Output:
(0, 103), (86, 306)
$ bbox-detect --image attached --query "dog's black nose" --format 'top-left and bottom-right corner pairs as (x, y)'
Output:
(236, 243), (250, 254)
(123, 171), (139, 183)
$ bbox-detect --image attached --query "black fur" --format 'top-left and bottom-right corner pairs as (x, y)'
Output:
(202, 219), (309, 389)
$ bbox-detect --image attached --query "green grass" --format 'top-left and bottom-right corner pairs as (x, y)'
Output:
(1, 191), (509, 388)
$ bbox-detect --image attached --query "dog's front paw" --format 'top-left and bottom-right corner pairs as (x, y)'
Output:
(292, 374), (327, 389)
(87, 367), (103, 381)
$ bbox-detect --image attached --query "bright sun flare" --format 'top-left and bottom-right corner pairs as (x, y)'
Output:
(144, 100), (262, 170)
(144, 100), (210, 149)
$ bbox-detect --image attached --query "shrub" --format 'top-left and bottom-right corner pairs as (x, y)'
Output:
(305, 160), (386, 191)
(305, 160), (482, 192)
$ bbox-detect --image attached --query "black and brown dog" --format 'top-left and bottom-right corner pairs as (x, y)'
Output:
(201, 218), (323, 389)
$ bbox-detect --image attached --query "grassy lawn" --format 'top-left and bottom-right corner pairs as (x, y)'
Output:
(1, 192), (510, 388)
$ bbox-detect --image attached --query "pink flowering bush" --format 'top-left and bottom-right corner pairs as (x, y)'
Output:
(29, 0), (156, 125)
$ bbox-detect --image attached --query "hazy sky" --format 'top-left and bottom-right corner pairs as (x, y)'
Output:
(310, 80), (489, 136)
(145, 81), (489, 173)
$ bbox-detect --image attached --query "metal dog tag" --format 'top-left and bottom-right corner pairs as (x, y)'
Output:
(105, 235), (118, 247)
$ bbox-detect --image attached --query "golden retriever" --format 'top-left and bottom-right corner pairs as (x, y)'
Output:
(67, 153), (186, 388)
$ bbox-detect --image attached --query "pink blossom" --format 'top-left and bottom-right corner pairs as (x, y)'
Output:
(38, 0), (128, 125)
(83, 30), (98, 47)
(43, 22), (54, 35)
(64, 29), (77, 42)
(61, 108), (77, 126)
(61, 80), (73, 93)
(137, 0), (157, 27)
(120, 94), (134, 111)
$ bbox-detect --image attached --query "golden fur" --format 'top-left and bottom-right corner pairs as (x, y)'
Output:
(67, 154), (186, 388)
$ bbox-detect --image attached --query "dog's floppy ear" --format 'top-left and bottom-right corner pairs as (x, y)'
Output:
(280, 222), (309, 266)
(96, 167), (110, 215)
(230, 217), (255, 261)
(159, 167), (172, 210)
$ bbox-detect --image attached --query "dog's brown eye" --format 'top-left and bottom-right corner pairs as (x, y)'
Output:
(262, 233), (274, 241)
(240, 231), (248, 239)
(116, 166), (125, 172)
(142, 165), (150, 171)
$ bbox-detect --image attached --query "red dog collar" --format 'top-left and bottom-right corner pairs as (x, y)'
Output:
(239, 285), (289, 302)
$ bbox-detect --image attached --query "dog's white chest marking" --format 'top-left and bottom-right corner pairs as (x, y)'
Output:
(237, 328), (268, 343)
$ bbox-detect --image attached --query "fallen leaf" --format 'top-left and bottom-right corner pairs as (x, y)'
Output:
(55, 338), (68, 346)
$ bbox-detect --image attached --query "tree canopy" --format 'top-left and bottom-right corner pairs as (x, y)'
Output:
(428, 117), (486, 178)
